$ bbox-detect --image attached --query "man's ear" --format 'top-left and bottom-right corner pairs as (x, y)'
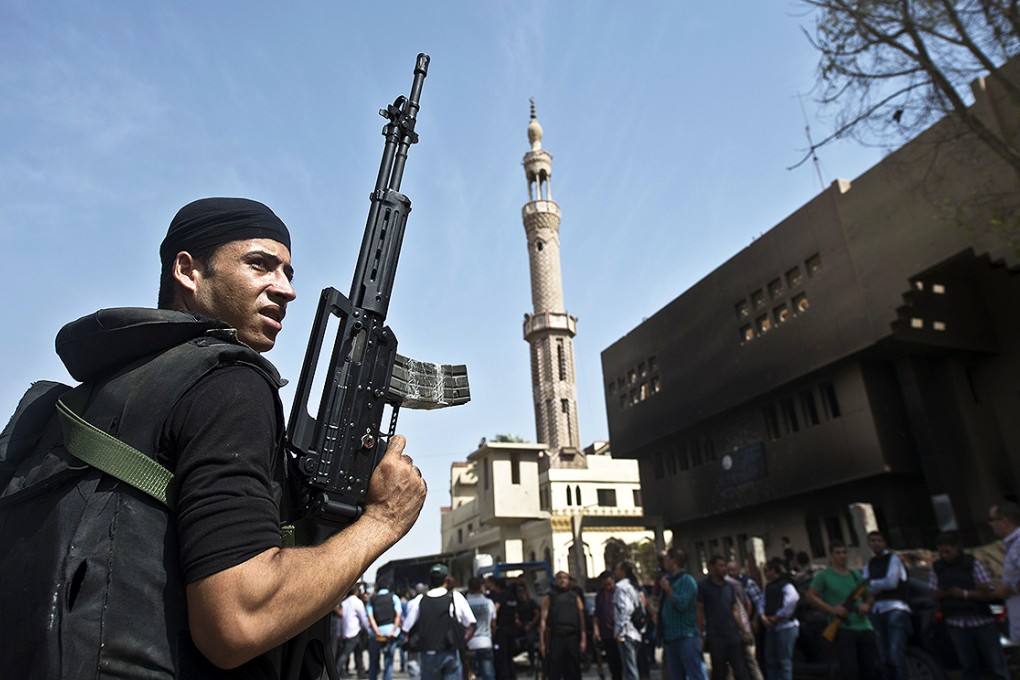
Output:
(172, 251), (201, 299)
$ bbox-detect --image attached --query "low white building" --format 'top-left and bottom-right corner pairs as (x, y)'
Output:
(440, 440), (668, 587)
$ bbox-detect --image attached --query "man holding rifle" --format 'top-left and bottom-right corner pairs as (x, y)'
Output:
(1, 53), (443, 680)
(805, 541), (880, 679)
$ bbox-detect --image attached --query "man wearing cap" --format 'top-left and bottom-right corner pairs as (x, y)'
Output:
(402, 563), (477, 680)
(0, 198), (427, 679)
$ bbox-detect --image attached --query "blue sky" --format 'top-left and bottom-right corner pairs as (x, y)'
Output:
(2, 2), (884, 579)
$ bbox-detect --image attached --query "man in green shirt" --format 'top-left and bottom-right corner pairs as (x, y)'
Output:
(806, 541), (881, 679)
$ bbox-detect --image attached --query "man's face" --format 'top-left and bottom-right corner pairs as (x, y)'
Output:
(989, 506), (1012, 539)
(868, 533), (887, 555)
(830, 546), (849, 568)
(937, 544), (960, 562)
(601, 576), (615, 592)
(709, 559), (728, 579)
(555, 571), (570, 589)
(727, 562), (739, 578)
(188, 238), (296, 352)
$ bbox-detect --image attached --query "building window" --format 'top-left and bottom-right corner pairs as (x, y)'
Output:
(752, 289), (766, 308)
(786, 266), (804, 288)
(805, 518), (826, 558)
(768, 278), (783, 299)
(666, 449), (677, 475)
(824, 515), (844, 544)
(695, 541), (708, 574)
(805, 253), (822, 276)
(774, 304), (790, 324)
(690, 439), (703, 467)
(566, 486), (573, 506)
(910, 317), (924, 329)
(557, 340), (567, 381)
(597, 488), (617, 507)
(735, 300), (751, 319)
(763, 405), (781, 441)
(511, 453), (521, 485)
(793, 293), (809, 312)
(820, 382), (841, 419)
(757, 315), (772, 333)
(933, 321), (947, 331)
(677, 443), (690, 471)
(843, 509), (859, 546)
(458, 528), (463, 544)
(933, 283), (946, 294)
(723, 536), (735, 562)
(650, 376), (661, 394)
(575, 486), (582, 506)
(484, 458), (490, 490)
(780, 397), (800, 434)
(633, 489), (643, 507)
(801, 391), (820, 426)
(740, 325), (754, 343)
(468, 523), (473, 534)
(703, 434), (716, 461)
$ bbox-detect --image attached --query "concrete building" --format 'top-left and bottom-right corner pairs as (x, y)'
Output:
(600, 63), (1020, 571)
(439, 105), (664, 587)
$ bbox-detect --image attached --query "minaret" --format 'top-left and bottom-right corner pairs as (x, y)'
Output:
(522, 100), (584, 469)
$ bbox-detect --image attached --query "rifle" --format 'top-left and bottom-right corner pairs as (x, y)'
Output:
(286, 53), (470, 536)
(821, 581), (868, 642)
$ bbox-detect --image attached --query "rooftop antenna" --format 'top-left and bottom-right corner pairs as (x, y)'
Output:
(798, 94), (826, 191)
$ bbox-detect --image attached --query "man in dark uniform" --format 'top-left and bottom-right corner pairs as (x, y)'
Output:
(493, 578), (518, 680)
(540, 571), (587, 680)
(0, 198), (428, 679)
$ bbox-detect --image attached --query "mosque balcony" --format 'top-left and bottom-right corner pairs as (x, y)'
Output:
(524, 311), (577, 340)
(522, 199), (560, 220)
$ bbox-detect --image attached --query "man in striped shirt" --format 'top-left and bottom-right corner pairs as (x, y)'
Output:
(658, 548), (707, 680)
(929, 532), (1009, 680)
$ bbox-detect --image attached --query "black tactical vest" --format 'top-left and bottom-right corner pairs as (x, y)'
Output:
(0, 309), (288, 679)
(548, 588), (580, 632)
(933, 555), (992, 618)
(372, 591), (397, 626)
(867, 552), (910, 603)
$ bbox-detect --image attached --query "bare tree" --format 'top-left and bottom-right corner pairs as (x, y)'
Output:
(795, 0), (1020, 172)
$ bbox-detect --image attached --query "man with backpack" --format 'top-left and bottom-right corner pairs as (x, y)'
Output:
(403, 563), (476, 680)
(368, 582), (403, 680)
(0, 198), (427, 678)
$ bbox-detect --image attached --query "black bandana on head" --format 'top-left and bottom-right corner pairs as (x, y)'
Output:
(159, 197), (292, 272)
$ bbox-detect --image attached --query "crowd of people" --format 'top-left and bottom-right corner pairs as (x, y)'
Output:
(334, 500), (1020, 680)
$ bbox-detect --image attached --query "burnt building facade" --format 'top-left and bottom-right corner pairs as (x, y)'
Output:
(601, 66), (1020, 568)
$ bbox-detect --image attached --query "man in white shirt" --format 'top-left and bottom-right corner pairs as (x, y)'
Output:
(466, 576), (496, 680)
(612, 562), (643, 680)
(990, 501), (1020, 642)
(403, 564), (476, 680)
(862, 531), (911, 680)
(337, 585), (370, 678)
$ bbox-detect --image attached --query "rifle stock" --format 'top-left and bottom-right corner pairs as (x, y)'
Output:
(286, 54), (469, 536)
(821, 581), (868, 642)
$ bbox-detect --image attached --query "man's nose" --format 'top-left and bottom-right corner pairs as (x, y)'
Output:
(270, 272), (297, 302)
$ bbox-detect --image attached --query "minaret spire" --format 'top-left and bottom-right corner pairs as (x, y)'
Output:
(521, 101), (583, 469)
